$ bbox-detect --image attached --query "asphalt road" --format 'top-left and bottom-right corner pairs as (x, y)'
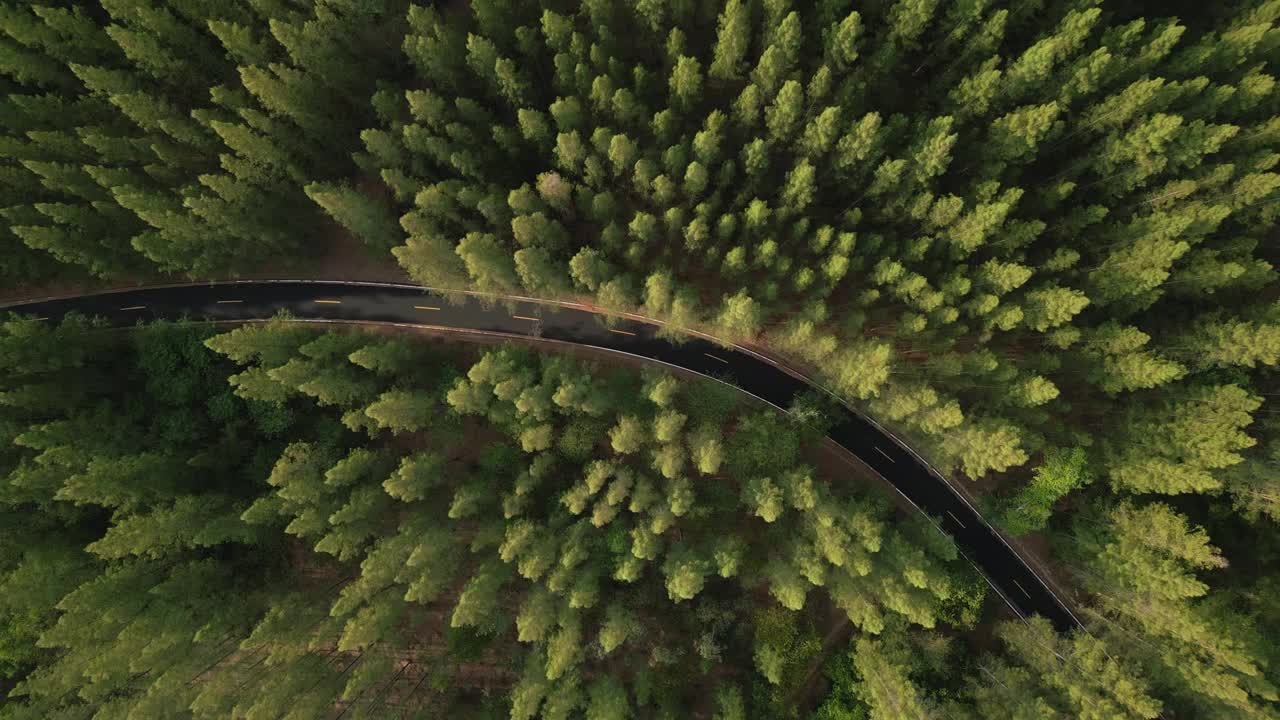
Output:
(2, 280), (1081, 632)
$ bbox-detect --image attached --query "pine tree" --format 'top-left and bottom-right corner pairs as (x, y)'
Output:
(662, 543), (709, 602)
(851, 638), (933, 720)
(516, 247), (572, 294)
(797, 106), (842, 159)
(743, 477), (786, 522)
(712, 684), (746, 720)
(715, 291), (762, 339)
(450, 560), (511, 630)
(382, 452), (446, 503)
(305, 182), (403, 250)
(1106, 384), (1260, 495)
(1174, 313), (1280, 369)
(986, 103), (1061, 164)
(362, 390), (437, 432)
(1071, 500), (1278, 715)
(829, 341), (893, 399)
(998, 447), (1091, 535)
(943, 418), (1030, 480)
(909, 116), (957, 183)
(709, 0), (751, 82)
(1020, 284), (1089, 331)
(596, 603), (639, 655)
(765, 80), (804, 143)
(609, 416), (647, 454)
(669, 55), (702, 109)
(828, 11), (862, 71)
(586, 675), (630, 720)
(990, 618), (1162, 720)
(570, 247), (614, 291)
(779, 159), (817, 214)
(456, 231), (520, 290)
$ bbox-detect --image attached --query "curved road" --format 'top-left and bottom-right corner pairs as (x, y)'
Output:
(2, 280), (1080, 632)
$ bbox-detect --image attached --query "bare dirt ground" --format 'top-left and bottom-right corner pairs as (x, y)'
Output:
(286, 225), (410, 284)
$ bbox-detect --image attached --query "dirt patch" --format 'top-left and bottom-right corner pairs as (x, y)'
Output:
(285, 536), (350, 586)
(788, 598), (855, 712)
(286, 219), (410, 285)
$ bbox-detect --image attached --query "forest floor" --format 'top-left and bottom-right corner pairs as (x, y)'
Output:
(282, 226), (410, 284)
(788, 603), (854, 712)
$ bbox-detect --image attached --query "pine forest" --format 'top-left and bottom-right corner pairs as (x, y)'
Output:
(0, 0), (1278, 718)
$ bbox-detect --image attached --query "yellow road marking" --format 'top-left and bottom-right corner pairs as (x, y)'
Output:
(608, 328), (636, 336)
(216, 299), (242, 304)
(34, 317), (49, 321)
(704, 353), (728, 363)
(120, 305), (146, 311)
(946, 510), (966, 529)
(313, 299), (342, 304)
(874, 446), (895, 463)
(414, 305), (441, 311)
(512, 315), (538, 321)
